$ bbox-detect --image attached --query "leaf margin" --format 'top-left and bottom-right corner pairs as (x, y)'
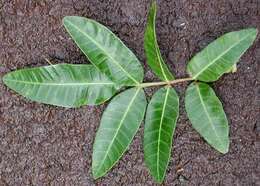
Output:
(185, 82), (230, 153)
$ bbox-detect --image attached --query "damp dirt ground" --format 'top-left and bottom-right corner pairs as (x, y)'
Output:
(0, 0), (259, 185)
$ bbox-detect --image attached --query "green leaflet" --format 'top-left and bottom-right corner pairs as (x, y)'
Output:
(144, 1), (174, 81)
(144, 86), (179, 183)
(187, 28), (257, 82)
(92, 87), (147, 179)
(63, 16), (144, 87)
(185, 82), (229, 153)
(3, 64), (117, 107)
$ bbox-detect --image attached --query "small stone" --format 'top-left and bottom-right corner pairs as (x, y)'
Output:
(172, 17), (187, 28)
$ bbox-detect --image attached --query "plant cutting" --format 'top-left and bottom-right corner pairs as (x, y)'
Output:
(2, 0), (257, 183)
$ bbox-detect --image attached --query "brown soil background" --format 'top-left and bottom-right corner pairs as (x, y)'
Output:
(0, 0), (259, 185)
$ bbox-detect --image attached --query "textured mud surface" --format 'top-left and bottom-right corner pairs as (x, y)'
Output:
(0, 0), (260, 185)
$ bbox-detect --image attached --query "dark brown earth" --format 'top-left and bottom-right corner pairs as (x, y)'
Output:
(0, 0), (259, 185)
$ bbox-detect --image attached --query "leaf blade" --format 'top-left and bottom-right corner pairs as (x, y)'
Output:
(187, 28), (257, 82)
(185, 82), (229, 153)
(92, 87), (147, 179)
(144, 86), (179, 183)
(63, 16), (144, 86)
(144, 1), (174, 81)
(3, 64), (117, 107)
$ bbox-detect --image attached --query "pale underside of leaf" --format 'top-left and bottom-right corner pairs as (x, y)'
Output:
(92, 87), (147, 179)
(3, 64), (117, 107)
(144, 1), (174, 81)
(144, 86), (179, 183)
(185, 82), (229, 153)
(187, 28), (257, 82)
(63, 16), (144, 86)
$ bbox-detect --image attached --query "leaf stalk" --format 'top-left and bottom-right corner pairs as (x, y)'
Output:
(138, 77), (193, 88)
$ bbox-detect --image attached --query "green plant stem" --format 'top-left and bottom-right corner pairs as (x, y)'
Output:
(139, 77), (193, 88)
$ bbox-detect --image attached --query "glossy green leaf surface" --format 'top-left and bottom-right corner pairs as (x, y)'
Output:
(187, 28), (257, 82)
(3, 64), (117, 107)
(63, 16), (144, 86)
(185, 82), (229, 153)
(144, 86), (179, 183)
(144, 1), (174, 81)
(92, 88), (147, 179)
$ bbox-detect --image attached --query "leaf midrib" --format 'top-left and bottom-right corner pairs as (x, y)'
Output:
(4, 79), (114, 86)
(156, 87), (170, 179)
(64, 19), (140, 85)
(192, 32), (253, 79)
(94, 88), (141, 176)
(195, 84), (223, 147)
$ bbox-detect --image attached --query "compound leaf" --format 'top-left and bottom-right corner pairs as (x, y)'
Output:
(144, 1), (174, 81)
(92, 87), (147, 179)
(3, 64), (117, 107)
(185, 82), (229, 153)
(144, 86), (179, 183)
(187, 28), (257, 82)
(63, 16), (144, 87)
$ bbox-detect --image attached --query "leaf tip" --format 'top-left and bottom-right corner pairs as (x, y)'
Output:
(91, 166), (101, 180)
(219, 147), (229, 154)
(217, 141), (229, 154)
(62, 16), (81, 27)
(62, 16), (72, 25)
(2, 73), (10, 86)
(152, 0), (157, 6)
(92, 173), (99, 180)
(243, 27), (258, 41)
(92, 166), (108, 180)
(249, 27), (258, 34)
(148, 0), (157, 15)
(246, 27), (258, 37)
(2, 74), (7, 83)
(251, 27), (258, 39)
(154, 176), (164, 184)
